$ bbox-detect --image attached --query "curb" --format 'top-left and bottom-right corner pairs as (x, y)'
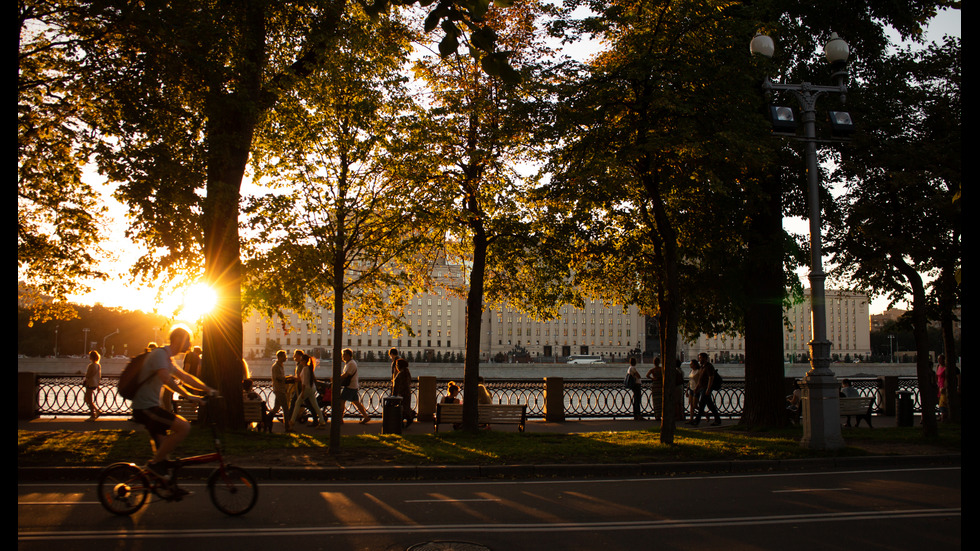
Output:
(18, 454), (960, 482)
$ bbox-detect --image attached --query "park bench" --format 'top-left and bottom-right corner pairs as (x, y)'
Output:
(243, 399), (272, 432)
(174, 399), (199, 422)
(839, 396), (874, 428)
(174, 398), (271, 431)
(435, 403), (527, 432)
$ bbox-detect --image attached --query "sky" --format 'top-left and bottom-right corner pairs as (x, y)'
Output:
(62, 8), (960, 318)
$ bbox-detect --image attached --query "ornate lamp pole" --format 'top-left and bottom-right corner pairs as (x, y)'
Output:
(751, 32), (854, 449)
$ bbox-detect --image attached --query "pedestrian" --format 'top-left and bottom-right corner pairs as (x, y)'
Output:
(477, 376), (493, 404)
(392, 357), (416, 427)
(130, 324), (216, 494)
(442, 381), (461, 404)
(686, 359), (701, 420)
(388, 347), (400, 379)
(839, 378), (860, 427)
(268, 350), (293, 429)
(936, 354), (958, 422)
(83, 350), (101, 421)
(627, 357), (643, 420)
(288, 350), (326, 431)
(340, 348), (371, 424)
(183, 346), (202, 378)
(645, 356), (663, 422)
(688, 352), (722, 426)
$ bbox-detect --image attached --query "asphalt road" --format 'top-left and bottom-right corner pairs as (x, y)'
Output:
(18, 465), (960, 551)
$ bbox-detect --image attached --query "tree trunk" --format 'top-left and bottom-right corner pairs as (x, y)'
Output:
(894, 256), (938, 438)
(329, 275), (345, 451)
(201, 102), (253, 430)
(643, 170), (678, 445)
(462, 220), (487, 431)
(741, 174), (788, 427)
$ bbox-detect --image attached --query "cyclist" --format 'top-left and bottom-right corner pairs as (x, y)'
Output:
(131, 323), (216, 488)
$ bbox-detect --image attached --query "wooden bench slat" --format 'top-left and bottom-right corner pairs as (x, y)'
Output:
(174, 399), (198, 421)
(839, 396), (874, 428)
(435, 403), (527, 432)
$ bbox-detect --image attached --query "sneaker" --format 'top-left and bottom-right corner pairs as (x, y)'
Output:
(170, 486), (192, 501)
(710, 420), (722, 426)
(359, 416), (371, 424)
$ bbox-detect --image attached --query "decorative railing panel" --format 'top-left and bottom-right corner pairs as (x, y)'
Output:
(32, 375), (925, 420)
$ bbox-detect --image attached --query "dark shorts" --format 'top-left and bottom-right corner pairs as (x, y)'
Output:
(133, 406), (177, 441)
(341, 387), (359, 402)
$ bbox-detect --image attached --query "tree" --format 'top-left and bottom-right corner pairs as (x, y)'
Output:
(64, 0), (515, 428)
(407, 0), (560, 429)
(18, 0), (108, 326)
(733, 0), (956, 427)
(242, 8), (428, 449)
(540, 0), (767, 443)
(827, 37), (960, 438)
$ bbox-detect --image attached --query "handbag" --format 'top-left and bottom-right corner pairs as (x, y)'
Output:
(624, 373), (636, 390)
(340, 373), (353, 387)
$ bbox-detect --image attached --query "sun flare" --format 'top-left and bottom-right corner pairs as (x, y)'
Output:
(176, 283), (218, 323)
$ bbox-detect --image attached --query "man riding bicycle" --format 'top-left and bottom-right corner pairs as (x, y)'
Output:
(131, 324), (216, 488)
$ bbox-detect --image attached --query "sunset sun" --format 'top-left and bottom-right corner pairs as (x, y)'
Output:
(176, 283), (218, 323)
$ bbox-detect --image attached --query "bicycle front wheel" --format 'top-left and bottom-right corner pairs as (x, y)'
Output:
(208, 465), (258, 516)
(97, 463), (150, 515)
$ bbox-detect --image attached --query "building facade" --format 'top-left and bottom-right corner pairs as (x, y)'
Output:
(679, 289), (872, 363)
(242, 261), (644, 362)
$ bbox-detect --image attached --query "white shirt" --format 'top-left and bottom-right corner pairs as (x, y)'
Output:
(341, 359), (360, 390)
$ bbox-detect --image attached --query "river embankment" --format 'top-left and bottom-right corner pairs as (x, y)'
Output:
(18, 357), (918, 380)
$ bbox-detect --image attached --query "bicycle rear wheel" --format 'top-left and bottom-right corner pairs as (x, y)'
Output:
(207, 465), (258, 516)
(97, 463), (150, 515)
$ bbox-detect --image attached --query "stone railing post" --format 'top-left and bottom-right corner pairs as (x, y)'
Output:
(879, 376), (899, 416)
(18, 372), (38, 420)
(418, 375), (437, 422)
(544, 377), (565, 422)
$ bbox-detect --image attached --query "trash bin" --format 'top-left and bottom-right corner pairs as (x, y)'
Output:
(382, 396), (403, 434)
(896, 390), (913, 427)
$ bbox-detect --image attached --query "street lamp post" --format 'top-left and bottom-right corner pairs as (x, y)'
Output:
(751, 32), (853, 450)
(103, 328), (120, 357)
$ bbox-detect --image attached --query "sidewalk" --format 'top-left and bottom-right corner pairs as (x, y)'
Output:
(18, 414), (959, 481)
(18, 414), (700, 435)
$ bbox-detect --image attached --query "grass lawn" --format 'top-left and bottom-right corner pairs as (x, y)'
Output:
(17, 422), (960, 469)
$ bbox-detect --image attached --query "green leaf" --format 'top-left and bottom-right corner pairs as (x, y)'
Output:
(439, 33), (460, 58)
(470, 27), (497, 53)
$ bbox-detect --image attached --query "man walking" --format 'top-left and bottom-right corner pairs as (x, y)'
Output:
(268, 350), (293, 429)
(340, 348), (371, 424)
(688, 352), (722, 426)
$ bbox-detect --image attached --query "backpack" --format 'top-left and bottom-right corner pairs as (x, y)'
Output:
(117, 352), (151, 400)
(711, 371), (723, 391)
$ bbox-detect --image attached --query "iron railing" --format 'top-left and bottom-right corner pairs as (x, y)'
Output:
(31, 375), (923, 419)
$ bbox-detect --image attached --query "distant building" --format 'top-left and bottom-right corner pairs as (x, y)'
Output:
(480, 301), (644, 361)
(242, 261), (644, 361)
(679, 289), (872, 363)
(870, 308), (907, 332)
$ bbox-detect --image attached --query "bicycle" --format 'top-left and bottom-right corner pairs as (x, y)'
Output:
(97, 396), (258, 516)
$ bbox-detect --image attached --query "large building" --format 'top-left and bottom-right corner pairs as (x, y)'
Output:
(242, 261), (644, 362)
(679, 289), (872, 363)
